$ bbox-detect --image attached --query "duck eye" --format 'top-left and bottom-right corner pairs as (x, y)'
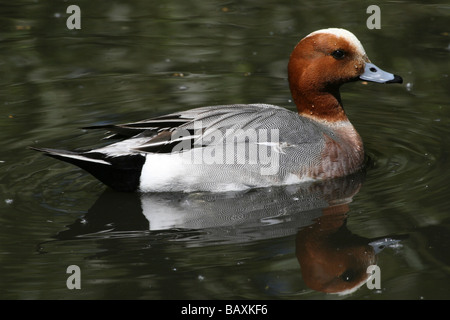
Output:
(331, 49), (345, 60)
(339, 269), (355, 282)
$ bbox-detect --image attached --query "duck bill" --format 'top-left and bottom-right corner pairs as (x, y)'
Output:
(368, 238), (401, 254)
(359, 62), (403, 84)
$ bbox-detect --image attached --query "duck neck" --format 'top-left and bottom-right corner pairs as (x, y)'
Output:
(291, 85), (348, 122)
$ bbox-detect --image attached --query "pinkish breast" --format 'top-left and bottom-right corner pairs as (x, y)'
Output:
(310, 123), (365, 179)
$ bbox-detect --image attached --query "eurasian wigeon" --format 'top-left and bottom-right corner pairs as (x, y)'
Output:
(31, 28), (402, 192)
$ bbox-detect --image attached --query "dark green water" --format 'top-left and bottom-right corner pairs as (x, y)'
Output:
(0, 0), (449, 300)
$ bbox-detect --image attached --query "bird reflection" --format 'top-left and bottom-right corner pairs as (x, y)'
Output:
(51, 170), (404, 295)
(295, 206), (400, 294)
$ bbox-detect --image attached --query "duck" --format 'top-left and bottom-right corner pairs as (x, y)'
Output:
(31, 28), (402, 193)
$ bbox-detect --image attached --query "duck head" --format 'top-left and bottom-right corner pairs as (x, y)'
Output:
(288, 28), (402, 122)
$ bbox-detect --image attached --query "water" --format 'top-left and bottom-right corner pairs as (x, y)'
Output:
(1, 0), (449, 300)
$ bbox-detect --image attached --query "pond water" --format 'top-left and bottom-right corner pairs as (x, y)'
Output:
(0, 0), (449, 301)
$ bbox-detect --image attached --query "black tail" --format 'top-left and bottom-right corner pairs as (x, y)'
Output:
(30, 147), (145, 192)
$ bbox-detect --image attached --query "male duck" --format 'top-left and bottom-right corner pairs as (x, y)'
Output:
(32, 28), (402, 192)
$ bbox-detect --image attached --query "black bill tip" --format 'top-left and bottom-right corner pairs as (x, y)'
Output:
(386, 74), (403, 84)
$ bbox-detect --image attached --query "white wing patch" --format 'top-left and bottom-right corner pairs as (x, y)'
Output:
(59, 153), (111, 165)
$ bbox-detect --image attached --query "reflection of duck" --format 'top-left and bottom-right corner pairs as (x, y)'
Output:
(31, 28), (402, 192)
(52, 172), (404, 295)
(57, 172), (366, 242)
(296, 207), (401, 295)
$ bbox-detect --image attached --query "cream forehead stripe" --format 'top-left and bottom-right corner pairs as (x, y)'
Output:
(304, 28), (367, 57)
